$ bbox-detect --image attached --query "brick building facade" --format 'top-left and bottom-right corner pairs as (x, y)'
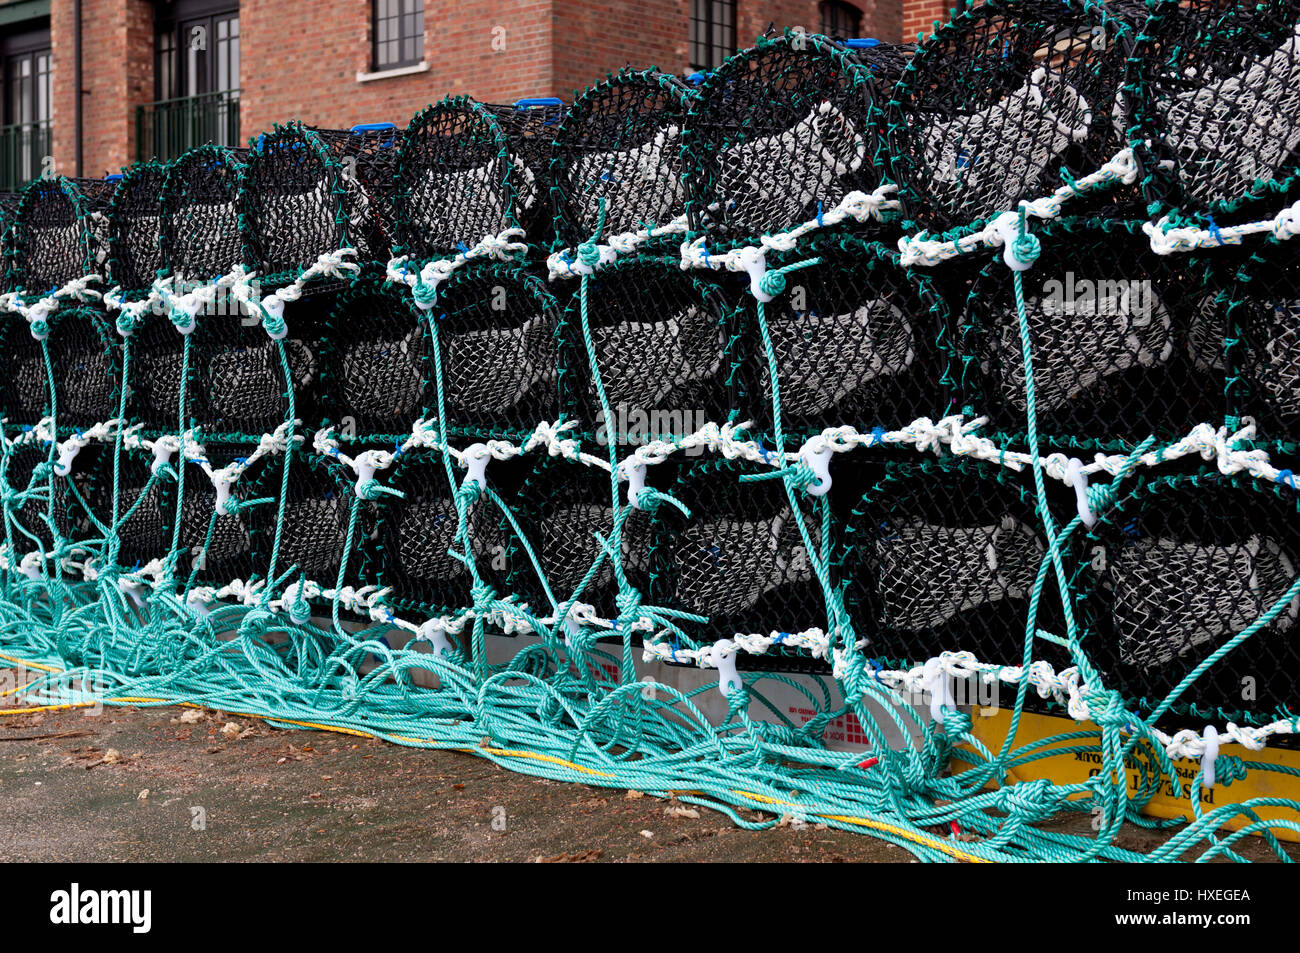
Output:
(1, 0), (926, 187)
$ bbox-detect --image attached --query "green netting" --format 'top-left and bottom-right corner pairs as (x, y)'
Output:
(5, 7), (1300, 864)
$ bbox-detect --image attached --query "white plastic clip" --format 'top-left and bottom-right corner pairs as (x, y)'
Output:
(53, 443), (81, 477)
(712, 642), (741, 697)
(185, 590), (212, 619)
(172, 292), (203, 335)
(461, 443), (492, 491)
(1201, 724), (1220, 789)
(735, 246), (773, 302)
(798, 435), (833, 496)
(922, 657), (955, 725)
(261, 295), (288, 339)
(213, 475), (235, 516)
(624, 460), (648, 510)
(353, 456), (377, 499)
(283, 581), (311, 625)
(1065, 457), (1096, 528)
(118, 577), (147, 609)
(19, 552), (43, 582)
(992, 210), (1034, 272)
(151, 439), (176, 475)
(417, 619), (455, 657)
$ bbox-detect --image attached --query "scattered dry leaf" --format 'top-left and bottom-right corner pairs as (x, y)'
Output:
(624, 790), (645, 800)
(666, 806), (700, 819)
(221, 722), (240, 739)
(102, 748), (121, 764)
(137, 789), (149, 800)
(179, 710), (203, 724)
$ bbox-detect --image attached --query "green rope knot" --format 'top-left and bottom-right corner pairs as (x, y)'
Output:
(576, 241), (603, 268)
(1214, 754), (1248, 788)
(29, 318), (50, 340)
(1010, 232), (1041, 267)
(261, 309), (288, 340)
(412, 279), (439, 310)
(1085, 687), (1130, 730)
(356, 479), (404, 501)
(757, 268), (787, 298)
(470, 581), (497, 609)
(615, 588), (642, 622)
(115, 311), (140, 337)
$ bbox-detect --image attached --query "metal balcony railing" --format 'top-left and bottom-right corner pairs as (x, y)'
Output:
(137, 90), (241, 162)
(0, 119), (53, 191)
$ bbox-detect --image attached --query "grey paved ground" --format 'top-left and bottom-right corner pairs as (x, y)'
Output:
(0, 705), (1292, 862)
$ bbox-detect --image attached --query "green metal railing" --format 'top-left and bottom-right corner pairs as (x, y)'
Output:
(1, 119), (52, 191)
(136, 89), (241, 162)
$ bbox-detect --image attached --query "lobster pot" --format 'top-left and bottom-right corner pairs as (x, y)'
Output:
(4, 305), (119, 431)
(1076, 475), (1300, 725)
(8, 176), (113, 293)
(190, 291), (328, 436)
(425, 263), (561, 441)
(241, 123), (384, 282)
(1, 439), (96, 558)
(177, 445), (256, 586)
(106, 162), (167, 294)
(320, 278), (428, 440)
(748, 239), (948, 447)
(83, 447), (173, 570)
(505, 455), (652, 624)
(311, 124), (402, 254)
(552, 69), (693, 250)
(560, 258), (741, 444)
(888, 0), (1140, 235)
(485, 99), (564, 248)
(394, 97), (540, 260)
(246, 448), (362, 595)
(959, 221), (1217, 451)
(160, 146), (248, 281)
(124, 309), (189, 433)
(841, 460), (1063, 671)
(0, 192), (18, 291)
(682, 32), (896, 247)
(647, 457), (833, 670)
(1227, 234), (1300, 446)
(374, 448), (519, 619)
(1128, 0), (1300, 226)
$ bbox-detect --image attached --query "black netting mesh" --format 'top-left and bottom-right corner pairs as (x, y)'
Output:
(2, 440), (96, 557)
(106, 162), (167, 294)
(841, 458), (1067, 671)
(320, 277), (428, 440)
(8, 176), (113, 293)
(1075, 474), (1300, 727)
(190, 292), (328, 435)
(958, 219), (1222, 450)
(888, 0), (1142, 234)
(506, 456), (651, 622)
(1128, 0), (1300, 227)
(46, 306), (121, 431)
(247, 448), (361, 591)
(374, 448), (517, 617)
(241, 124), (380, 281)
(311, 124), (402, 257)
(394, 97), (528, 259)
(5, 316), (53, 425)
(683, 31), (896, 247)
(649, 458), (830, 664)
(83, 446), (172, 571)
(749, 238), (949, 447)
(178, 445), (256, 586)
(559, 257), (742, 443)
(424, 263), (561, 441)
(1226, 230), (1300, 448)
(551, 69), (693, 250)
(125, 309), (189, 432)
(486, 100), (564, 248)
(160, 146), (248, 280)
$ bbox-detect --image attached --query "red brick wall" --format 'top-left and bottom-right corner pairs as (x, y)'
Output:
(902, 0), (953, 41)
(36, 0), (924, 176)
(51, 0), (154, 178)
(239, 0), (553, 136)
